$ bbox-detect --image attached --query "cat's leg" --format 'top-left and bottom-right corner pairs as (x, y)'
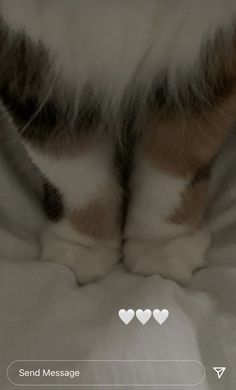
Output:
(124, 156), (211, 285)
(124, 95), (236, 284)
(0, 17), (122, 284)
(25, 136), (122, 284)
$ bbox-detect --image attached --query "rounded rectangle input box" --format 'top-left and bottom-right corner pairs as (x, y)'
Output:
(7, 360), (205, 387)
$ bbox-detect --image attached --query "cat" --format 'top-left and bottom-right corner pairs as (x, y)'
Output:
(1, 0), (236, 285)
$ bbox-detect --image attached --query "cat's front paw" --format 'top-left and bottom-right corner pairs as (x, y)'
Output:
(123, 228), (211, 285)
(40, 221), (121, 284)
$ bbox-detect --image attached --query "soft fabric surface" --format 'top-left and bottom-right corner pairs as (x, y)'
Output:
(1, 124), (236, 389)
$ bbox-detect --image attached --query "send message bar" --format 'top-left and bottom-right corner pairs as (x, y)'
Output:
(8, 360), (205, 387)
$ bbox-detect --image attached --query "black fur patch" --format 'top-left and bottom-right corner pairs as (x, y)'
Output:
(150, 27), (236, 117)
(0, 18), (59, 138)
(0, 18), (101, 148)
(43, 181), (64, 221)
(190, 159), (214, 186)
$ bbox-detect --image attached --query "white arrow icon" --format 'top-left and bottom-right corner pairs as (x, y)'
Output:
(213, 367), (226, 379)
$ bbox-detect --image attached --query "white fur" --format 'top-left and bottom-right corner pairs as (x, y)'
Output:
(125, 160), (190, 240)
(24, 140), (115, 212)
(24, 141), (121, 284)
(124, 160), (210, 283)
(41, 219), (121, 284)
(1, 0), (236, 107)
(124, 228), (211, 285)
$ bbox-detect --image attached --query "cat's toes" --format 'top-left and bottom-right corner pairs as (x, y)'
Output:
(123, 228), (211, 285)
(40, 222), (121, 284)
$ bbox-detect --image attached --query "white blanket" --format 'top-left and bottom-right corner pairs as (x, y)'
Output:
(1, 124), (236, 390)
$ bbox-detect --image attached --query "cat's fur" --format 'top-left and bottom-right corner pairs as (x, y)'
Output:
(1, 0), (236, 284)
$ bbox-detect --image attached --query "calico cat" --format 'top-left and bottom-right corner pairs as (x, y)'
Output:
(1, 0), (236, 285)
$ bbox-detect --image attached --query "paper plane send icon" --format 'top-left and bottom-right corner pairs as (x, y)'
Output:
(213, 367), (226, 379)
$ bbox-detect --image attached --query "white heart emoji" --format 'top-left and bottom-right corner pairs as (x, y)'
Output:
(136, 309), (152, 325)
(118, 309), (135, 325)
(153, 309), (169, 325)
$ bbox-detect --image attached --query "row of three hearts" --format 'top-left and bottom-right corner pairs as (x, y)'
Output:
(119, 309), (169, 325)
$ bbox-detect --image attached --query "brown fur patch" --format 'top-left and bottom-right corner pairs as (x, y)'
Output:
(170, 180), (208, 228)
(143, 90), (236, 177)
(70, 187), (122, 240)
